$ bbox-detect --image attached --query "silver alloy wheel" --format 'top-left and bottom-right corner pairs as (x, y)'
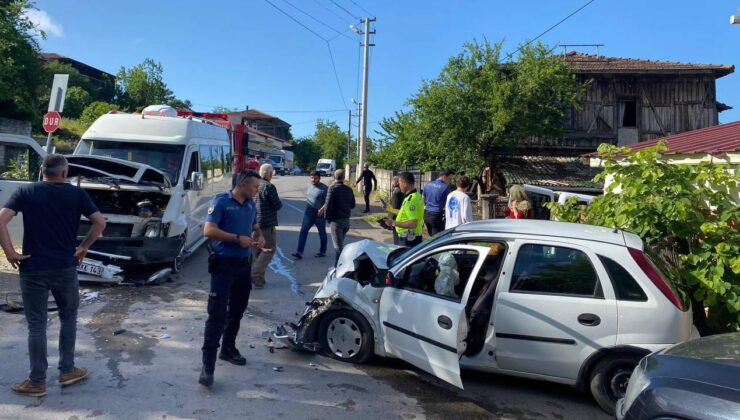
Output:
(326, 316), (363, 359)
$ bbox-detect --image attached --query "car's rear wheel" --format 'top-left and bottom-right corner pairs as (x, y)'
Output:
(589, 354), (639, 415)
(318, 309), (374, 364)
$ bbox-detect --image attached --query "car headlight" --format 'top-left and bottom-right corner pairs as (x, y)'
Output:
(144, 222), (169, 238)
(620, 358), (650, 414)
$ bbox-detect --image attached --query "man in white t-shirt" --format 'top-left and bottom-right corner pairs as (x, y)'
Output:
(445, 175), (473, 230)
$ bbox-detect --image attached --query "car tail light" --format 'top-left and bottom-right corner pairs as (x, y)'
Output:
(628, 247), (686, 311)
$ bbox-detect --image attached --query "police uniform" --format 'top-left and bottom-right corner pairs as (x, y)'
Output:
(395, 189), (425, 247)
(201, 191), (257, 372)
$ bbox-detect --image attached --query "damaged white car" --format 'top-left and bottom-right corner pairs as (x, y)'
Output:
(0, 107), (232, 283)
(276, 220), (698, 415)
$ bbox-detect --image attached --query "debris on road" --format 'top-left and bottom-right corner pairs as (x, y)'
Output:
(159, 333), (171, 339)
(81, 291), (101, 302)
(272, 366), (283, 372)
(113, 328), (126, 335)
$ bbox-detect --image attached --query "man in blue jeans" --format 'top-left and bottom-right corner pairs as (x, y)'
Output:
(199, 170), (264, 387)
(0, 154), (106, 397)
(292, 171), (328, 259)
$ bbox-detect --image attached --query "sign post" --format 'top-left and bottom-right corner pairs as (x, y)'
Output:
(45, 74), (69, 152)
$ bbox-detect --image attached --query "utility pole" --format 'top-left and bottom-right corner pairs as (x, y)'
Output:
(347, 110), (352, 161)
(357, 17), (376, 177)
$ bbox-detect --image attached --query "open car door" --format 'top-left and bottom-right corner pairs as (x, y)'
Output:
(378, 245), (490, 389)
(0, 134), (46, 244)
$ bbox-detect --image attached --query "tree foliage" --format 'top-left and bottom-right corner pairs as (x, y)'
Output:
(291, 137), (322, 171)
(548, 142), (740, 333)
(80, 101), (118, 128)
(374, 40), (585, 184)
(0, 0), (44, 119)
(115, 59), (175, 111)
(291, 119), (350, 171)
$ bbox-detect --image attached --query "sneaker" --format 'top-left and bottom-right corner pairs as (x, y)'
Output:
(11, 380), (47, 397)
(219, 348), (246, 366)
(59, 367), (89, 387)
(291, 252), (303, 259)
(314, 253), (326, 258)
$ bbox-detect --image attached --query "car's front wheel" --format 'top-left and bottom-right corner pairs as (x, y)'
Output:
(318, 309), (374, 364)
(589, 354), (640, 415)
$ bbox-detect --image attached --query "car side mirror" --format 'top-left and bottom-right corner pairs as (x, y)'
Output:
(384, 271), (395, 287)
(190, 172), (205, 191)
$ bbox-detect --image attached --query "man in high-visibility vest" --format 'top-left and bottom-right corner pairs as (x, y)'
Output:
(384, 172), (424, 247)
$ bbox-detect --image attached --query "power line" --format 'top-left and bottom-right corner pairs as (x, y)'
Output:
(312, 0), (353, 26)
(347, 0), (374, 17)
(329, 0), (360, 20)
(326, 43), (349, 110)
(265, 0), (326, 41)
(505, 0), (596, 61)
(281, 0), (355, 42)
(263, 0), (350, 110)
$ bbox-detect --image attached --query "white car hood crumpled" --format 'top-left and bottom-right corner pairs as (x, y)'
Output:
(334, 239), (401, 278)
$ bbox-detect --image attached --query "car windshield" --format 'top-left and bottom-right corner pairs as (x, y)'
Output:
(317, 163), (331, 169)
(388, 229), (455, 267)
(76, 139), (186, 185)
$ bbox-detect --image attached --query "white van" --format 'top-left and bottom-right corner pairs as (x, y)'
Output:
(316, 158), (336, 177)
(0, 106), (232, 282)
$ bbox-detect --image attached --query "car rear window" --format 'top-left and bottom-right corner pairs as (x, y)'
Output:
(510, 244), (601, 298)
(598, 256), (647, 301)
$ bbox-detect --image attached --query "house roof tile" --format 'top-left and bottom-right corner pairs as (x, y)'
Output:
(564, 52), (734, 78)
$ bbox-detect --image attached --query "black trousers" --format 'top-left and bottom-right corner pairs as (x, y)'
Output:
(363, 186), (372, 211)
(201, 257), (251, 367)
(424, 210), (445, 236)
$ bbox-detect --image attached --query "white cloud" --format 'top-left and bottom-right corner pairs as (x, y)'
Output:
(23, 9), (64, 38)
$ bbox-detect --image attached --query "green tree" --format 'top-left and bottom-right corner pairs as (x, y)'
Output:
(291, 137), (322, 171)
(312, 119), (349, 167)
(168, 97), (192, 111)
(0, 0), (44, 120)
(548, 142), (740, 334)
(61, 86), (92, 119)
(376, 40), (585, 189)
(115, 59), (174, 111)
(38, 60), (114, 110)
(80, 101), (118, 128)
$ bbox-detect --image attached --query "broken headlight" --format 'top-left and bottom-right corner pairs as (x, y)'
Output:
(144, 222), (169, 238)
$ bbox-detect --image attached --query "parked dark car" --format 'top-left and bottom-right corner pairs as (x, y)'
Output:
(616, 332), (740, 420)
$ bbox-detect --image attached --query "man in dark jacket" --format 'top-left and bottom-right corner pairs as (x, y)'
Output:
(320, 169), (355, 266)
(251, 163), (282, 288)
(354, 163), (377, 213)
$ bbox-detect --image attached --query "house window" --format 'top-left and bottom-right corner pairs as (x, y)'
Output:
(621, 100), (637, 127)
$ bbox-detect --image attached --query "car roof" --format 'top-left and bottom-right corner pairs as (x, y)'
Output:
(454, 219), (630, 247)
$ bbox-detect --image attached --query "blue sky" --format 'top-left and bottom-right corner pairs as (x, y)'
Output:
(33, 0), (740, 138)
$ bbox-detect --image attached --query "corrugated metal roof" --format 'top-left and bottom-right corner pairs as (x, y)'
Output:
(564, 52), (735, 78)
(499, 155), (602, 191)
(629, 121), (740, 155)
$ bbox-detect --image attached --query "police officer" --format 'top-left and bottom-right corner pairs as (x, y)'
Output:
(384, 172), (424, 247)
(199, 170), (265, 387)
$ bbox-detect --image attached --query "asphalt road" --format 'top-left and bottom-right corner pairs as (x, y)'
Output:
(0, 175), (610, 420)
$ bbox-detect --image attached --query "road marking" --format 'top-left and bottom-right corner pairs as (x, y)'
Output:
(268, 247), (306, 298)
(285, 202), (304, 214)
